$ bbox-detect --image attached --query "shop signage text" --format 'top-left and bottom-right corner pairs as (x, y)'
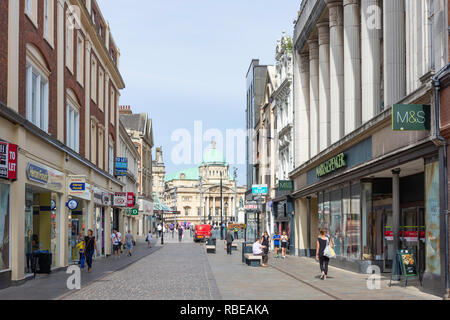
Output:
(27, 163), (49, 184)
(68, 176), (91, 200)
(252, 184), (268, 195)
(113, 192), (127, 207)
(130, 208), (139, 216)
(115, 157), (128, 176)
(278, 180), (293, 191)
(245, 201), (258, 210)
(316, 153), (346, 178)
(127, 192), (134, 207)
(392, 104), (431, 131)
(70, 183), (85, 191)
(0, 140), (18, 180)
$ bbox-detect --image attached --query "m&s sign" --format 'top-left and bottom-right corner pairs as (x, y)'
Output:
(392, 104), (431, 131)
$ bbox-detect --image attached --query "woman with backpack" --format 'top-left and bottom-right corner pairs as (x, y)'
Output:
(316, 229), (334, 280)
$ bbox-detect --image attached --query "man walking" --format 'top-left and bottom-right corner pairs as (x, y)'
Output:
(111, 229), (121, 259)
(224, 231), (234, 255)
(157, 224), (162, 238)
(178, 226), (184, 243)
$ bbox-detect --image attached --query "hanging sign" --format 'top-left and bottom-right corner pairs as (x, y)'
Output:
(127, 192), (135, 207)
(115, 157), (128, 176)
(0, 140), (18, 180)
(66, 199), (79, 211)
(113, 192), (127, 207)
(392, 104), (431, 131)
(252, 184), (268, 195)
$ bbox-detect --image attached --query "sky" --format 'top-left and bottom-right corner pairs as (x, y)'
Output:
(97, 0), (300, 186)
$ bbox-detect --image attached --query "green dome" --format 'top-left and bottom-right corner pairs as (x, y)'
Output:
(165, 167), (199, 182)
(202, 147), (226, 165)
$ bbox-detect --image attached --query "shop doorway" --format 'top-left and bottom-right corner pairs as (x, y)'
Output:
(94, 207), (105, 257)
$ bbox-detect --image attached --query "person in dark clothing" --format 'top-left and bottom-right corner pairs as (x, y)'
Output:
(178, 227), (184, 242)
(224, 231), (234, 255)
(84, 229), (98, 273)
(316, 229), (333, 280)
(261, 231), (270, 264)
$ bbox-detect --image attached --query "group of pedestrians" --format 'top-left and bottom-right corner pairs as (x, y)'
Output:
(75, 229), (98, 273)
(111, 229), (135, 258)
(251, 231), (289, 267)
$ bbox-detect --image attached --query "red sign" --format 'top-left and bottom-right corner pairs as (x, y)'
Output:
(127, 192), (134, 207)
(0, 140), (18, 180)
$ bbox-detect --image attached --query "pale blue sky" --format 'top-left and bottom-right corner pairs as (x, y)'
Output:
(97, 0), (299, 185)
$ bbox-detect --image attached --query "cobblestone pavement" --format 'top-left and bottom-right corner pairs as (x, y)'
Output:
(63, 232), (221, 300)
(0, 238), (160, 300)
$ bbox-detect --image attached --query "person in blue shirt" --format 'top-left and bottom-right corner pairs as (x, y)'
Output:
(273, 231), (281, 258)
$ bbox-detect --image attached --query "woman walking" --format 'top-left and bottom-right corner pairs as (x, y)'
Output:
(261, 231), (270, 263)
(281, 231), (289, 259)
(125, 230), (134, 256)
(84, 229), (98, 273)
(316, 229), (333, 280)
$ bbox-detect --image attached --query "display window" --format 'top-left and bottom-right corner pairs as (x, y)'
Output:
(0, 183), (10, 271)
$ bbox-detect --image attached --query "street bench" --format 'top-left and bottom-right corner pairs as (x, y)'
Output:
(206, 245), (216, 254)
(231, 243), (238, 251)
(244, 254), (262, 267)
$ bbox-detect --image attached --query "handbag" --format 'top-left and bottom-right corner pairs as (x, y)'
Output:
(323, 237), (336, 258)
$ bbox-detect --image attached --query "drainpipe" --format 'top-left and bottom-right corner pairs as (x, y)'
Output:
(432, 64), (450, 299)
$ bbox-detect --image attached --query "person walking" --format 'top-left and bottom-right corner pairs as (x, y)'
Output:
(281, 231), (289, 259)
(178, 226), (184, 242)
(84, 229), (98, 273)
(252, 238), (268, 267)
(273, 231), (281, 258)
(146, 230), (153, 248)
(125, 230), (134, 257)
(170, 224), (174, 238)
(316, 229), (334, 280)
(224, 231), (234, 255)
(111, 229), (121, 259)
(233, 226), (239, 240)
(261, 231), (270, 262)
(157, 224), (162, 238)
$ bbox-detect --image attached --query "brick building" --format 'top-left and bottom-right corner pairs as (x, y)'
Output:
(0, 0), (126, 288)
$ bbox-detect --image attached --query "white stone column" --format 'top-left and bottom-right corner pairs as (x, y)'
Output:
(308, 39), (320, 158)
(84, 39), (92, 158)
(343, 0), (362, 135)
(294, 51), (310, 166)
(383, 0), (406, 107)
(361, 0), (381, 123)
(318, 21), (331, 151)
(213, 197), (216, 217)
(327, 0), (345, 144)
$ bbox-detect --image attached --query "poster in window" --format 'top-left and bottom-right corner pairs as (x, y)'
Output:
(425, 161), (440, 275)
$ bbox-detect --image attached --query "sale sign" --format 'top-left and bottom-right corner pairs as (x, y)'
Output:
(0, 140), (18, 180)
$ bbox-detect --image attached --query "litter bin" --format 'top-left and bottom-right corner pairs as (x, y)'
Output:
(242, 242), (253, 263)
(207, 238), (217, 246)
(32, 251), (52, 278)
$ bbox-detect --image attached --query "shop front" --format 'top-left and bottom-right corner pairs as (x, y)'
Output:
(272, 186), (295, 255)
(291, 111), (446, 295)
(67, 176), (92, 265)
(24, 162), (65, 275)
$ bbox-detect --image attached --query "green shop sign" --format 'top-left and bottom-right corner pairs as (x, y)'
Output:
(316, 153), (346, 178)
(279, 180), (294, 191)
(392, 104), (431, 131)
(129, 208), (139, 216)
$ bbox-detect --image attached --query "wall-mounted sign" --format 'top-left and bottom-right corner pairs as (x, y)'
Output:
(0, 140), (18, 180)
(392, 104), (431, 131)
(94, 187), (112, 206)
(51, 199), (56, 211)
(279, 180), (294, 191)
(115, 157), (128, 176)
(130, 208), (139, 216)
(127, 192), (134, 208)
(252, 184), (268, 195)
(245, 201), (258, 210)
(316, 153), (347, 178)
(113, 192), (127, 207)
(68, 176), (91, 200)
(27, 163), (49, 184)
(66, 199), (79, 211)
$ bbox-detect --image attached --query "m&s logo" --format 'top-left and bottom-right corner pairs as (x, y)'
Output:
(392, 105), (430, 131)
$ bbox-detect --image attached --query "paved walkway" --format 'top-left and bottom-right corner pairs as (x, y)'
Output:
(0, 238), (160, 300)
(63, 233), (221, 300)
(207, 240), (440, 300)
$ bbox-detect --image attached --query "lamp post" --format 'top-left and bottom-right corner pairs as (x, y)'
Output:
(233, 167), (237, 223)
(220, 172), (224, 240)
(199, 177), (203, 225)
(225, 201), (228, 226)
(160, 211), (164, 245)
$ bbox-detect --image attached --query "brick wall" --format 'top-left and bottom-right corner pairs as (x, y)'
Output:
(19, 0), (58, 137)
(0, 0), (8, 105)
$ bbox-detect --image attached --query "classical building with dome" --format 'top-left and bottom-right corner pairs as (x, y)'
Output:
(163, 142), (246, 226)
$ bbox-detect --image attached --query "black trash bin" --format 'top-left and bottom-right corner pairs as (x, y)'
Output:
(32, 252), (52, 278)
(207, 238), (217, 246)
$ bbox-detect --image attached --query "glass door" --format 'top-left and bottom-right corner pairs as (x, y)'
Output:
(383, 209), (394, 272)
(401, 207), (425, 282)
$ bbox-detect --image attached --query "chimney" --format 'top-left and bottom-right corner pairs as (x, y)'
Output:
(119, 105), (132, 115)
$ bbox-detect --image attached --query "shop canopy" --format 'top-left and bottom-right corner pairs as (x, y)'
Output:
(152, 192), (172, 213)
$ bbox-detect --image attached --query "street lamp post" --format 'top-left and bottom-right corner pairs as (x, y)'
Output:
(160, 212), (164, 245)
(199, 177), (203, 225)
(220, 172), (224, 240)
(225, 201), (228, 226)
(233, 167), (237, 223)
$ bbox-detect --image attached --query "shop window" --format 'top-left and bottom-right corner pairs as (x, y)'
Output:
(330, 189), (342, 257)
(344, 183), (361, 259)
(0, 183), (10, 271)
(26, 61), (49, 133)
(65, 18), (74, 72)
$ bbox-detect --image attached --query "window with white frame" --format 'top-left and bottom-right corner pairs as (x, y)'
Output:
(44, 0), (49, 38)
(25, 0), (37, 26)
(110, 88), (115, 124)
(66, 102), (80, 152)
(26, 63), (49, 132)
(108, 142), (114, 175)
